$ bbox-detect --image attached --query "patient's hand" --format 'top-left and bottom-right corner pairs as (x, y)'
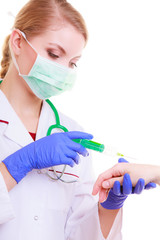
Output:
(92, 158), (158, 202)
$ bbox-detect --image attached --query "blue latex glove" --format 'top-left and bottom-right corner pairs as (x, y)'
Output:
(3, 131), (93, 183)
(101, 158), (156, 210)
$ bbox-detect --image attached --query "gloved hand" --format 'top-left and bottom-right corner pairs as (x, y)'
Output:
(3, 131), (93, 183)
(101, 158), (156, 210)
(118, 158), (156, 190)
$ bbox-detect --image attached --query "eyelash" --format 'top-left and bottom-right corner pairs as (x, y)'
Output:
(71, 63), (77, 68)
(48, 51), (59, 59)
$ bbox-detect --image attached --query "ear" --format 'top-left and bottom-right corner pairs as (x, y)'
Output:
(9, 29), (24, 56)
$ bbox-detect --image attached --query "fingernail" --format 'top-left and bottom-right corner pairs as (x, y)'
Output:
(103, 181), (109, 188)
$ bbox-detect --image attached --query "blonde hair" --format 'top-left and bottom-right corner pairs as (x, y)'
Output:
(0, 0), (88, 78)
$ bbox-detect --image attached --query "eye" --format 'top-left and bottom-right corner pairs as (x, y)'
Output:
(70, 62), (77, 69)
(47, 51), (59, 59)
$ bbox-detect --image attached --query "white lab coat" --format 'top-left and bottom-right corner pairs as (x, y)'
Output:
(0, 90), (122, 240)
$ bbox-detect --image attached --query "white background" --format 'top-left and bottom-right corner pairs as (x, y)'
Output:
(0, 0), (160, 239)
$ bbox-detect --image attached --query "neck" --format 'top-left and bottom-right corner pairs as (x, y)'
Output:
(0, 63), (42, 130)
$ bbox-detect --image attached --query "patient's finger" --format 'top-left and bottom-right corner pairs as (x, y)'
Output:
(92, 170), (114, 195)
(102, 176), (124, 189)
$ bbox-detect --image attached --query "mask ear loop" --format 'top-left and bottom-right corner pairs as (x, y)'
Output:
(19, 30), (38, 54)
(10, 29), (38, 75)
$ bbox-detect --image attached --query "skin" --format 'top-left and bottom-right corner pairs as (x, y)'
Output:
(92, 162), (160, 203)
(0, 22), (118, 238)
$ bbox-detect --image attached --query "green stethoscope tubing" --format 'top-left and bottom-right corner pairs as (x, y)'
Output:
(46, 99), (68, 135)
(45, 99), (77, 183)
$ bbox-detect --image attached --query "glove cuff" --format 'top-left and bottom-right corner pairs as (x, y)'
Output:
(2, 149), (32, 183)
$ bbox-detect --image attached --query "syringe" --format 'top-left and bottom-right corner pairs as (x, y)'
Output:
(73, 139), (125, 157)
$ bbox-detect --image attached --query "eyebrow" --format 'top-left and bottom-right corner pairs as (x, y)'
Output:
(48, 43), (66, 54)
(48, 43), (82, 59)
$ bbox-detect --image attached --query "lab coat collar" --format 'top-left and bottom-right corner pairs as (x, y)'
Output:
(0, 90), (34, 147)
(0, 90), (56, 147)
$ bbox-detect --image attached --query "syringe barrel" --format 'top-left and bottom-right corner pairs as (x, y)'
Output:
(73, 139), (125, 157)
(73, 139), (105, 153)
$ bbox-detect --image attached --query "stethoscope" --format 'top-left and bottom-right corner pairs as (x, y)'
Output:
(0, 78), (77, 183)
(45, 99), (78, 183)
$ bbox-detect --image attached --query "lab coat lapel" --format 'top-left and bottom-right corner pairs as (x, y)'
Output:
(36, 99), (57, 140)
(0, 90), (33, 147)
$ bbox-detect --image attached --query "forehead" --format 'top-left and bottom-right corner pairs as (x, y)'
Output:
(29, 23), (86, 57)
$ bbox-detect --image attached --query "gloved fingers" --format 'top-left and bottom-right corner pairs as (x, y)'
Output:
(64, 148), (80, 164)
(113, 181), (121, 195)
(61, 156), (75, 168)
(145, 182), (157, 190)
(133, 178), (145, 194)
(66, 131), (93, 140)
(67, 141), (89, 157)
(118, 158), (129, 163)
(122, 173), (132, 195)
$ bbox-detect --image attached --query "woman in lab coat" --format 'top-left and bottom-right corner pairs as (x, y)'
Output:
(0, 0), (151, 239)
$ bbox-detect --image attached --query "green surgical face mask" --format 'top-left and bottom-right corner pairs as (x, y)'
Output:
(12, 31), (77, 99)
